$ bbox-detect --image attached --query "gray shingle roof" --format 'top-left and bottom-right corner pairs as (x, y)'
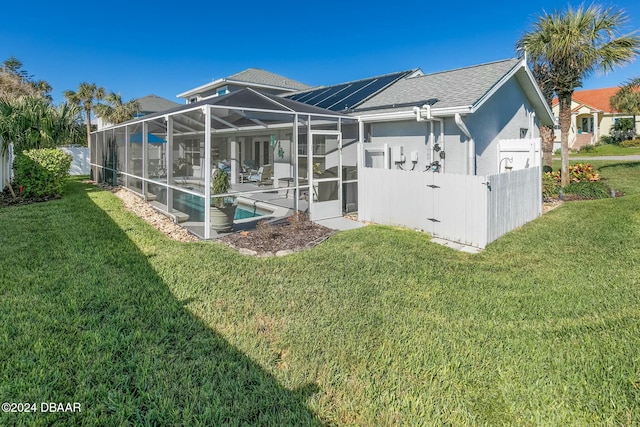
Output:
(227, 68), (311, 91)
(355, 59), (521, 112)
(136, 94), (181, 114)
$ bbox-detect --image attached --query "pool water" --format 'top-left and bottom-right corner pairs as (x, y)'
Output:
(173, 192), (269, 222)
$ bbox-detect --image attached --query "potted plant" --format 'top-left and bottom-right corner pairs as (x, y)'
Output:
(210, 168), (237, 232)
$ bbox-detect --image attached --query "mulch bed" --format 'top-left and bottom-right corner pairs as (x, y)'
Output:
(91, 181), (334, 255)
(0, 187), (60, 207)
(219, 221), (335, 256)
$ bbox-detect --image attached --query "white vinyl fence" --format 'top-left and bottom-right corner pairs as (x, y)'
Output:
(0, 143), (14, 188)
(497, 137), (541, 172)
(358, 166), (541, 249)
(60, 146), (90, 175)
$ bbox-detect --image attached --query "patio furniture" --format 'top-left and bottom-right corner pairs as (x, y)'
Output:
(247, 164), (273, 185)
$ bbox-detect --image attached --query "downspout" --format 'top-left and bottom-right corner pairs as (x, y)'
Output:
(455, 113), (475, 175)
(433, 117), (444, 172)
(414, 104), (445, 172)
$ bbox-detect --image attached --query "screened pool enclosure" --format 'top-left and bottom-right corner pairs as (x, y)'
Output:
(90, 89), (359, 238)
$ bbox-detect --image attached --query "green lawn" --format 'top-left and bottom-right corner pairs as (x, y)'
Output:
(567, 143), (640, 157)
(1, 165), (639, 425)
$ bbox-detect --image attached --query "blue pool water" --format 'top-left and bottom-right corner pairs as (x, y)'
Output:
(173, 192), (268, 222)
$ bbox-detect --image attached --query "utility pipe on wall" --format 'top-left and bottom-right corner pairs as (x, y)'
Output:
(414, 104), (446, 172)
(455, 113), (475, 175)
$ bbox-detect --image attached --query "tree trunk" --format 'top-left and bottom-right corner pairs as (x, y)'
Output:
(85, 106), (92, 149)
(539, 125), (555, 169)
(558, 93), (572, 187)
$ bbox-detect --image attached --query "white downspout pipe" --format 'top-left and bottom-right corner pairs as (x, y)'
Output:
(455, 113), (474, 175)
(434, 118), (444, 172)
(414, 105), (446, 172)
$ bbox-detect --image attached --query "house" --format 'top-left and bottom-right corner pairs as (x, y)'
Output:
(135, 94), (181, 116)
(96, 94), (180, 130)
(89, 58), (554, 248)
(551, 87), (639, 150)
(176, 68), (311, 104)
(288, 58), (554, 175)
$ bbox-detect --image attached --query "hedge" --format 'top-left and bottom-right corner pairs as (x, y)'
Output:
(13, 148), (72, 197)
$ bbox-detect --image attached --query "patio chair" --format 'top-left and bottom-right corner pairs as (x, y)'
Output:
(247, 164), (272, 185)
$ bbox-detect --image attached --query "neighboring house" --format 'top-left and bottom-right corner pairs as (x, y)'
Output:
(177, 68), (311, 104)
(287, 58), (554, 175)
(96, 94), (180, 130)
(551, 87), (637, 150)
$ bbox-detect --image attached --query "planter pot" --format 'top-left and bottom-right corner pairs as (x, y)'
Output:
(210, 205), (237, 232)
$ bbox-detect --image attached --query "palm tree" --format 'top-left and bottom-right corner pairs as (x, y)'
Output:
(0, 96), (84, 155)
(63, 82), (105, 148)
(610, 78), (640, 137)
(94, 92), (140, 125)
(517, 5), (640, 186)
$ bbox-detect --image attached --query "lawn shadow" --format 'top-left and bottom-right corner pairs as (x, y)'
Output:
(0, 179), (323, 425)
(597, 161), (640, 170)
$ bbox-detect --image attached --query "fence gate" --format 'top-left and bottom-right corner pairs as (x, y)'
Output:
(424, 172), (488, 248)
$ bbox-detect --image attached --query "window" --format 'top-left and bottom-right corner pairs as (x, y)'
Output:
(217, 86), (228, 96)
(189, 97), (197, 104)
(520, 128), (528, 138)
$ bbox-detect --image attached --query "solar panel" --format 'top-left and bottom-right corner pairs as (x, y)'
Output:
(316, 80), (372, 110)
(333, 74), (404, 111)
(284, 71), (412, 112)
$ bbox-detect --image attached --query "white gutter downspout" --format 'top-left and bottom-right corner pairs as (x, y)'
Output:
(455, 113), (475, 175)
(413, 104), (446, 172)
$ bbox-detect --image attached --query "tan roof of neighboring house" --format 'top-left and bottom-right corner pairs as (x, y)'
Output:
(552, 87), (620, 113)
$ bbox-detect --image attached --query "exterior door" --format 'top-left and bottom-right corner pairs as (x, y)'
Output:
(309, 132), (342, 221)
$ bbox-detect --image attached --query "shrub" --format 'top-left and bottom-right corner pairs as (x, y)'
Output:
(13, 148), (72, 197)
(254, 220), (278, 240)
(579, 144), (597, 153)
(552, 163), (600, 184)
(619, 138), (640, 148)
(609, 118), (636, 143)
(542, 172), (559, 200)
(288, 211), (310, 230)
(563, 181), (611, 199)
(599, 135), (614, 145)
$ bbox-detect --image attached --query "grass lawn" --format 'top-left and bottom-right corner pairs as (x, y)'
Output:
(1, 164), (640, 425)
(566, 143), (640, 157)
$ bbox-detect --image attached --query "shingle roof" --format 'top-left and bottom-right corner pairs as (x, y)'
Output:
(136, 94), (181, 114)
(227, 68), (311, 91)
(355, 58), (521, 112)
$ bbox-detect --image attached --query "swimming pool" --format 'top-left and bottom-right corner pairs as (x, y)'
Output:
(173, 192), (271, 222)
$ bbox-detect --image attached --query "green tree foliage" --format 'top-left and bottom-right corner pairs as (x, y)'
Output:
(64, 83), (105, 147)
(517, 5), (640, 186)
(94, 92), (141, 125)
(0, 56), (52, 101)
(0, 96), (84, 155)
(610, 77), (640, 138)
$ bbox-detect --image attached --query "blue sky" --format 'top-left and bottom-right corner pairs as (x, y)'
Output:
(2, 0), (640, 106)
